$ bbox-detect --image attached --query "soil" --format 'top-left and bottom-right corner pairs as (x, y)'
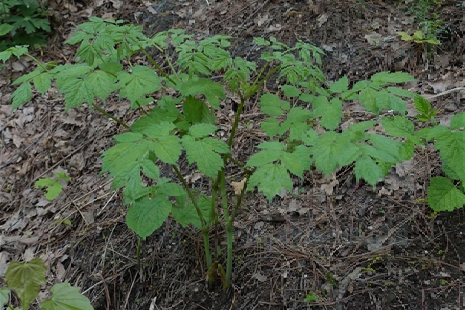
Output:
(1, 0), (465, 309)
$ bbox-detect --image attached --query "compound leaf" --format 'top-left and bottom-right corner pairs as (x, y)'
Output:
(11, 82), (32, 110)
(178, 78), (225, 108)
(182, 135), (229, 177)
(248, 163), (292, 201)
(153, 135), (182, 165)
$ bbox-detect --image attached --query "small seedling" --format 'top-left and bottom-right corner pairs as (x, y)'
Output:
(35, 172), (70, 200)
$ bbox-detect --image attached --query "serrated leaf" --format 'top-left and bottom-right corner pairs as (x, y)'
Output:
(312, 132), (359, 176)
(368, 133), (403, 162)
(40, 283), (94, 310)
(33, 73), (52, 94)
(87, 70), (117, 101)
(359, 87), (378, 114)
(329, 75), (349, 93)
(153, 135), (182, 165)
(140, 159), (160, 180)
(281, 145), (312, 178)
(434, 131), (465, 181)
(59, 76), (94, 109)
(114, 132), (144, 143)
(188, 123), (218, 138)
(450, 112), (465, 129)
(0, 288), (9, 307)
(427, 177), (465, 211)
(126, 195), (172, 239)
(182, 136), (229, 177)
(6, 258), (47, 310)
(118, 66), (162, 104)
(246, 147), (284, 167)
(387, 93), (407, 115)
(387, 87), (415, 98)
(354, 156), (383, 186)
(301, 128), (319, 145)
(248, 163), (293, 201)
(157, 183), (185, 196)
(314, 97), (342, 130)
(261, 118), (281, 137)
(172, 194), (211, 228)
(183, 96), (216, 125)
(259, 93), (290, 116)
(178, 78), (225, 108)
(370, 71), (415, 84)
(281, 84), (301, 97)
(11, 82), (32, 110)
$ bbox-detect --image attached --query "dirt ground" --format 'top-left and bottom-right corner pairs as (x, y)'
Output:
(1, 0), (465, 309)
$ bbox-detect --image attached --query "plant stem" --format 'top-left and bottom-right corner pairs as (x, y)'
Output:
(172, 165), (212, 268)
(219, 169), (232, 288)
(92, 103), (130, 129)
(139, 47), (178, 85)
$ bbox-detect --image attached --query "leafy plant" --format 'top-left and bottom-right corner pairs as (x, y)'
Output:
(0, 0), (51, 51)
(35, 172), (70, 200)
(397, 30), (441, 45)
(0, 258), (94, 310)
(1, 17), (464, 289)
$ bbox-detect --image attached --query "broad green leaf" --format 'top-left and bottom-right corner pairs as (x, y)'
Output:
(246, 148), (284, 168)
(376, 89), (389, 110)
(281, 84), (301, 97)
(157, 183), (185, 196)
(172, 194), (211, 228)
(370, 71), (415, 84)
(140, 159), (160, 180)
(427, 177), (465, 211)
(40, 283), (93, 310)
(130, 109), (180, 132)
(178, 78), (225, 108)
(381, 116), (414, 136)
(188, 123), (218, 138)
(301, 128), (319, 145)
(33, 73), (52, 94)
(0, 46), (28, 62)
(351, 80), (369, 92)
(248, 163), (293, 201)
(281, 145), (312, 178)
(314, 97), (342, 130)
(450, 112), (465, 130)
(261, 118), (281, 137)
(387, 87), (415, 98)
(0, 288), (9, 307)
(357, 144), (398, 164)
(289, 122), (309, 141)
(5, 258), (47, 310)
(254, 37), (270, 46)
(368, 133), (403, 162)
(417, 125), (449, 141)
(312, 132), (359, 176)
(354, 156), (383, 187)
(434, 131), (465, 181)
(153, 135), (182, 165)
(126, 195), (172, 239)
(183, 96), (216, 125)
(259, 93), (290, 116)
(59, 76), (94, 109)
(397, 31), (413, 41)
(387, 93), (407, 115)
(87, 70), (117, 101)
(123, 184), (153, 204)
(11, 82), (32, 110)
(343, 121), (375, 141)
(118, 66), (162, 104)
(140, 121), (175, 138)
(0, 23), (14, 36)
(114, 132), (143, 143)
(359, 87), (377, 114)
(329, 75), (349, 93)
(182, 136), (229, 177)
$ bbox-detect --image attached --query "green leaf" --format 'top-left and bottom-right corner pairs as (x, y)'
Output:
(182, 135), (229, 177)
(33, 72), (52, 94)
(178, 78), (225, 108)
(87, 70), (117, 101)
(329, 75), (349, 93)
(59, 76), (94, 109)
(281, 84), (301, 97)
(314, 97), (342, 130)
(140, 121), (175, 138)
(153, 135), (182, 165)
(118, 66), (162, 105)
(140, 159), (160, 180)
(0, 288), (9, 307)
(397, 31), (413, 41)
(5, 258), (47, 310)
(183, 96), (216, 125)
(387, 93), (407, 115)
(261, 118), (281, 138)
(40, 283), (94, 310)
(248, 163), (293, 200)
(11, 82), (32, 110)
(157, 183), (185, 197)
(188, 123), (218, 138)
(368, 133), (403, 163)
(434, 131), (465, 181)
(281, 145), (312, 178)
(359, 87), (378, 114)
(254, 37), (270, 46)
(0, 23), (14, 36)
(387, 87), (415, 98)
(354, 156), (383, 186)
(246, 142), (285, 167)
(259, 93), (290, 116)
(126, 195), (172, 239)
(172, 194), (211, 228)
(312, 132), (359, 176)
(450, 112), (465, 130)
(427, 177), (465, 211)
(370, 71), (415, 84)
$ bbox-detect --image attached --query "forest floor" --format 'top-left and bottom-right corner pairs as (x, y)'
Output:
(1, 0), (465, 309)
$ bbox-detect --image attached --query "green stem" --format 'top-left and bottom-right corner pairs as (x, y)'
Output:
(246, 64), (282, 100)
(172, 165), (212, 268)
(92, 103), (130, 129)
(219, 169), (232, 288)
(25, 53), (48, 72)
(139, 47), (178, 85)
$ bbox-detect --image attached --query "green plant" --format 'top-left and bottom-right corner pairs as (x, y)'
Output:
(0, 0), (51, 51)
(0, 258), (93, 310)
(1, 17), (464, 289)
(397, 30), (441, 45)
(35, 172), (70, 200)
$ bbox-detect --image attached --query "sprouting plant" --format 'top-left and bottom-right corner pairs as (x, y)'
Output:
(35, 171), (70, 200)
(0, 258), (93, 310)
(1, 17), (464, 290)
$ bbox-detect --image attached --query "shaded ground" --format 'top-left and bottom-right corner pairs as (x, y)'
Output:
(1, 0), (465, 309)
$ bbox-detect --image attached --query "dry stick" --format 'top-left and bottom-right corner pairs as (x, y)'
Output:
(424, 87), (465, 101)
